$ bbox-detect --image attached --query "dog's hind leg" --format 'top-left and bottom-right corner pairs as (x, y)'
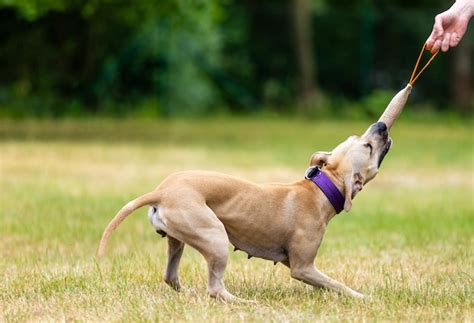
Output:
(202, 238), (234, 302)
(160, 203), (236, 302)
(164, 236), (185, 291)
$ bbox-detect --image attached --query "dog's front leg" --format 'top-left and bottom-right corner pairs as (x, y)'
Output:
(290, 266), (364, 299)
(288, 230), (364, 299)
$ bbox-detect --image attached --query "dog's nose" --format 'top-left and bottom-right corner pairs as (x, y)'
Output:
(375, 121), (387, 134)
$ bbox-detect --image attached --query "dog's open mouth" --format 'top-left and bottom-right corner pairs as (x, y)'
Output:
(377, 138), (392, 168)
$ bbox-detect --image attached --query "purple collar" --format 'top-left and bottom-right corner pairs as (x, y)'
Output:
(305, 167), (345, 214)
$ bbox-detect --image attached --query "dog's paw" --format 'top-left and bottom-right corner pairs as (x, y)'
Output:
(209, 290), (251, 304)
(164, 278), (181, 291)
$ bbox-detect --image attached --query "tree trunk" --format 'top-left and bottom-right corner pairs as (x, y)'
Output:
(451, 40), (473, 113)
(291, 0), (318, 114)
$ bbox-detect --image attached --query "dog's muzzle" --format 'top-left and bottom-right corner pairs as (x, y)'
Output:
(371, 122), (391, 168)
(377, 137), (392, 168)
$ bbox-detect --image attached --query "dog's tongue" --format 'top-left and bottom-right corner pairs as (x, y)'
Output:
(378, 84), (412, 129)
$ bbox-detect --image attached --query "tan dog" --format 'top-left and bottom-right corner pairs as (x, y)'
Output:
(98, 121), (392, 301)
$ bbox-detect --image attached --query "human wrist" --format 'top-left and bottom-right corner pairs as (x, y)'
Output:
(453, 0), (474, 18)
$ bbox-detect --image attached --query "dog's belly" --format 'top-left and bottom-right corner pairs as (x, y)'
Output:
(202, 177), (297, 263)
(220, 208), (292, 263)
(226, 231), (288, 263)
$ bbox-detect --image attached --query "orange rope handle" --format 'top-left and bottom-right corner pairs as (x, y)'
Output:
(408, 43), (438, 86)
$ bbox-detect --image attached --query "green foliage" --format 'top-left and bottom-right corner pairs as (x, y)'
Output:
(0, 0), (67, 20)
(362, 89), (395, 118)
(0, 0), (471, 117)
(0, 0), (228, 116)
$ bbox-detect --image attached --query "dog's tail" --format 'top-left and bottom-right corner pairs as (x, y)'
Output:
(97, 191), (159, 258)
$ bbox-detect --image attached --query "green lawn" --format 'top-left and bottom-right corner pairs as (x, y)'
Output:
(0, 118), (473, 321)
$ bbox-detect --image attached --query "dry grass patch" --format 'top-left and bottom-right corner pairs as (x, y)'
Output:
(0, 118), (472, 321)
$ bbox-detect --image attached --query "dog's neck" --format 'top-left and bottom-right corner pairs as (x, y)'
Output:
(322, 168), (345, 192)
(305, 167), (345, 214)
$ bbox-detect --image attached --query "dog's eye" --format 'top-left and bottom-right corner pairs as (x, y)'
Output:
(365, 143), (373, 155)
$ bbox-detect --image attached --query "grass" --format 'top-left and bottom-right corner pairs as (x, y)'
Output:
(0, 117), (473, 321)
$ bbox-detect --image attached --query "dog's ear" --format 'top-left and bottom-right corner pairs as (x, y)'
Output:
(310, 151), (332, 168)
(343, 172), (364, 212)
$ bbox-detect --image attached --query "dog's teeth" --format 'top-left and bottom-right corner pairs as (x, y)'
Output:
(247, 255), (253, 259)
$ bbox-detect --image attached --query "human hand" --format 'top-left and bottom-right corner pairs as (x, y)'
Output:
(425, 1), (474, 53)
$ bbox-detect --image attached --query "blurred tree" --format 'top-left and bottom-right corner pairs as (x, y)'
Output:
(291, 0), (318, 113)
(359, 0), (374, 97)
(451, 41), (473, 112)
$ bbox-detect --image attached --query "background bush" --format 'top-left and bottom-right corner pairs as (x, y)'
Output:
(0, 0), (472, 117)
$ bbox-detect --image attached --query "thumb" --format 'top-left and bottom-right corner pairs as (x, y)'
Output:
(432, 14), (445, 37)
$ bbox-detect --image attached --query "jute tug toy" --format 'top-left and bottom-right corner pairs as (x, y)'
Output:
(378, 44), (438, 129)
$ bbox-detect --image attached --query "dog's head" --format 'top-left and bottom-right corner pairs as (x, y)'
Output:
(310, 121), (391, 212)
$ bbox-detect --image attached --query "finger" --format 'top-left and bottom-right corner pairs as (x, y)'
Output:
(441, 33), (451, 52)
(450, 32), (460, 47)
(432, 39), (442, 53)
(426, 31), (440, 52)
(425, 40), (432, 51)
(456, 20), (468, 39)
(425, 35), (436, 50)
